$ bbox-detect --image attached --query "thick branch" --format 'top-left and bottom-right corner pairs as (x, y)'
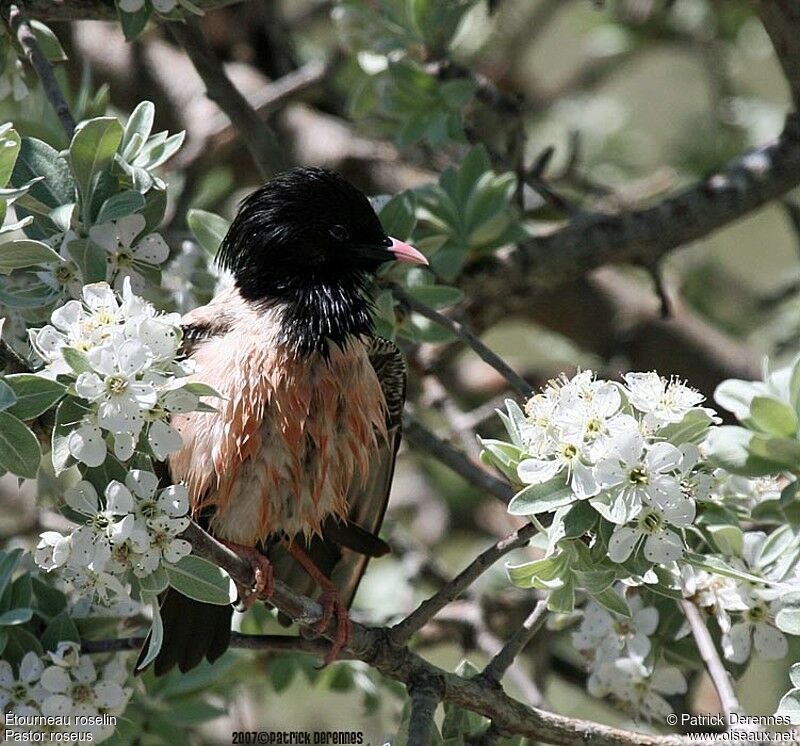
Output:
(390, 523), (537, 645)
(4, 3), (75, 138)
(502, 113), (800, 291)
(168, 17), (285, 178)
(177, 521), (687, 746)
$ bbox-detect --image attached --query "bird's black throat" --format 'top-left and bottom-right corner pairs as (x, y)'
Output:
(250, 271), (375, 357)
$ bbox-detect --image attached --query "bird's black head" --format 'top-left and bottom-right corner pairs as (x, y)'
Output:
(217, 167), (427, 355)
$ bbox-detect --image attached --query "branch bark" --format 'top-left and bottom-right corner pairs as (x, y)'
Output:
(168, 16), (286, 178)
(4, 3), (75, 138)
(680, 600), (741, 724)
(178, 521), (687, 746)
(390, 523), (538, 645)
(481, 597), (548, 684)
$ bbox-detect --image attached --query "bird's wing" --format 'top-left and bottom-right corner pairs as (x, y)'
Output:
(269, 336), (406, 610)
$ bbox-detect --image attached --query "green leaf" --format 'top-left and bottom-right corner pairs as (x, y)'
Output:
(591, 587), (631, 618)
(0, 549), (23, 600)
(684, 553), (771, 586)
(95, 190), (145, 224)
(747, 435), (800, 470)
(0, 126), (20, 188)
(708, 525), (744, 557)
(403, 284), (463, 309)
(5, 374), (65, 420)
(706, 426), (782, 476)
(137, 592), (163, 671)
(0, 412), (41, 479)
(52, 397), (92, 474)
(180, 382), (223, 398)
(714, 378), (766, 421)
(776, 592), (800, 635)
(0, 239), (62, 273)
(0, 608), (32, 626)
(29, 21), (67, 62)
(62, 347), (93, 375)
(165, 556), (231, 605)
(659, 409), (717, 446)
(122, 101), (155, 157)
(379, 192), (416, 240)
(117, 0), (153, 41)
(776, 689), (800, 724)
(506, 553), (565, 589)
(68, 238), (107, 284)
(40, 610), (80, 651)
(187, 209), (230, 257)
(508, 477), (575, 515)
(750, 397), (798, 437)
(32, 577), (67, 618)
(69, 117), (124, 214)
(0, 379), (17, 412)
(4, 627), (43, 666)
(139, 566), (169, 594)
(11, 137), (75, 209)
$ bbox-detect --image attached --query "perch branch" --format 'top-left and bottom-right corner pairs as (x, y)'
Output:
(161, 522), (690, 746)
(407, 677), (444, 746)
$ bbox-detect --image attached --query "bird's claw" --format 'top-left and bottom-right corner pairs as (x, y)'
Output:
(220, 541), (273, 610)
(315, 587), (351, 666)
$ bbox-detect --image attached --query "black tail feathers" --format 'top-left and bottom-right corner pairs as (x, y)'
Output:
(137, 588), (233, 677)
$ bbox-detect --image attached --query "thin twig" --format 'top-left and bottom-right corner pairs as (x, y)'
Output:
(481, 598), (548, 683)
(4, 3), (75, 138)
(679, 600), (740, 724)
(394, 286), (532, 398)
(402, 411), (514, 504)
(390, 523), (537, 645)
(168, 17), (285, 178)
(407, 677), (443, 746)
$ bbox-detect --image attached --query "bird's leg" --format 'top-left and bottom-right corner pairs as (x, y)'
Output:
(219, 541), (274, 610)
(282, 539), (351, 665)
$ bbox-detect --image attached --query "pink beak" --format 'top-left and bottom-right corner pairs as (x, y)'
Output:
(389, 237), (429, 266)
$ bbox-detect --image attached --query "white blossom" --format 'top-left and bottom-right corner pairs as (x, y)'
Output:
(90, 215), (169, 294)
(623, 371), (705, 429)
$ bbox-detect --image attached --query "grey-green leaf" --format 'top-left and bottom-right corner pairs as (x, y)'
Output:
(165, 556), (231, 605)
(0, 412), (41, 479)
(5, 374), (65, 420)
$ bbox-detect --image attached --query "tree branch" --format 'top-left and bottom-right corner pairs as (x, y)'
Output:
(169, 522), (689, 746)
(3, 2), (75, 138)
(168, 16), (286, 178)
(680, 600), (741, 724)
(407, 676), (443, 746)
(401, 412), (514, 504)
(390, 523), (537, 645)
(394, 286), (532, 398)
(480, 597), (548, 684)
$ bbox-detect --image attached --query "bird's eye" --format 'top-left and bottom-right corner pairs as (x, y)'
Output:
(329, 224), (349, 241)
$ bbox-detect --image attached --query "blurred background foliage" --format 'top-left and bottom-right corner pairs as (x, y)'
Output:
(2, 0), (799, 742)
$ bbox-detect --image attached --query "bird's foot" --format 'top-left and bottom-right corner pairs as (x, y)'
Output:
(316, 584), (351, 666)
(219, 541), (274, 610)
(282, 538), (351, 665)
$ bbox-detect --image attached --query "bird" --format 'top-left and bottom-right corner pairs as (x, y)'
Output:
(140, 167), (427, 676)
